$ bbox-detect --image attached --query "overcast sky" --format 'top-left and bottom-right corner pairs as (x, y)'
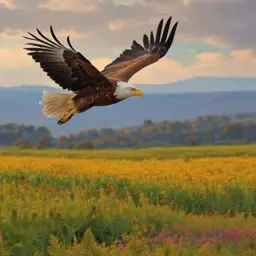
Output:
(0, 0), (255, 87)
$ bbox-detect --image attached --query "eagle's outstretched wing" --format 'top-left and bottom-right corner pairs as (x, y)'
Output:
(101, 17), (178, 82)
(24, 26), (111, 92)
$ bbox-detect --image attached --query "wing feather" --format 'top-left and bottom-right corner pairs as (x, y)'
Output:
(143, 34), (149, 50)
(150, 31), (154, 47)
(160, 17), (171, 44)
(24, 26), (111, 92)
(101, 16), (178, 82)
(155, 18), (164, 44)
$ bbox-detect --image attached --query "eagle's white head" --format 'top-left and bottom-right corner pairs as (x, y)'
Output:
(114, 81), (144, 100)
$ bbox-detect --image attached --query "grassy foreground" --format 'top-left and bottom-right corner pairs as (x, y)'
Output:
(0, 145), (255, 255)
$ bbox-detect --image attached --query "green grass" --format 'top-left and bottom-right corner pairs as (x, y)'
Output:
(2, 144), (256, 160)
(0, 174), (255, 255)
(0, 172), (255, 215)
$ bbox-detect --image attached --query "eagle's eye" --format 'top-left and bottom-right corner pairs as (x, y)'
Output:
(130, 88), (136, 91)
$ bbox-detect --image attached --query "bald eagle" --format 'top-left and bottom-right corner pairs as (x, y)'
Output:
(24, 17), (178, 125)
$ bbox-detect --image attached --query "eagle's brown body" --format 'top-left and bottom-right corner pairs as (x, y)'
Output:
(24, 16), (178, 124)
(73, 79), (120, 113)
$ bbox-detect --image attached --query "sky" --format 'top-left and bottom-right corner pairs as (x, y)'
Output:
(0, 0), (255, 87)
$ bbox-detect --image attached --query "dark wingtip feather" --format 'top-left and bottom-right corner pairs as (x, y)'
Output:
(160, 16), (172, 44)
(155, 18), (164, 44)
(165, 21), (178, 50)
(36, 28), (60, 47)
(23, 35), (33, 40)
(49, 25), (64, 47)
(67, 36), (76, 52)
(28, 32), (36, 38)
(132, 40), (144, 52)
(143, 34), (149, 50)
(49, 25), (54, 35)
(150, 31), (154, 45)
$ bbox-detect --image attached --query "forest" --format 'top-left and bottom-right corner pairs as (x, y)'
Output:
(1, 112), (256, 149)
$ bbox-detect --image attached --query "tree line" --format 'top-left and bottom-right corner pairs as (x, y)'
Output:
(1, 112), (256, 149)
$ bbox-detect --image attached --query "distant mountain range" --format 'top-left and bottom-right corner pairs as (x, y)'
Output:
(5, 76), (256, 93)
(138, 77), (256, 93)
(1, 77), (256, 136)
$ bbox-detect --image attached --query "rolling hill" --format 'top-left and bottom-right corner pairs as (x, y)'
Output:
(1, 77), (256, 135)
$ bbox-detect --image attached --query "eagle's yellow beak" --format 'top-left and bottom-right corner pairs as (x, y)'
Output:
(135, 88), (144, 97)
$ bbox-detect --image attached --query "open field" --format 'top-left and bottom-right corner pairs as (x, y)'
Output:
(1, 144), (256, 159)
(0, 145), (255, 255)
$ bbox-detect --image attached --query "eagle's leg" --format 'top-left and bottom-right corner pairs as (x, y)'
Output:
(57, 109), (76, 125)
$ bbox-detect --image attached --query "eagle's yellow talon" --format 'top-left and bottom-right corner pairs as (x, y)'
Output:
(57, 110), (75, 125)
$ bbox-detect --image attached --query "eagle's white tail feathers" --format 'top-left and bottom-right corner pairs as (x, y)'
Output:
(39, 90), (75, 119)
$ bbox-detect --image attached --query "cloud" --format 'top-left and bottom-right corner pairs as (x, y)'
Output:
(38, 0), (96, 13)
(113, 0), (145, 6)
(0, 0), (254, 52)
(108, 19), (127, 31)
(0, 46), (31, 69)
(0, 0), (16, 9)
(131, 49), (256, 84)
(203, 36), (231, 49)
(0, 28), (23, 39)
(179, 0), (255, 50)
(0, 27), (87, 42)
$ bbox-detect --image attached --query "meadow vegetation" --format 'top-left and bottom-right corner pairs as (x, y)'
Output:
(0, 145), (255, 255)
(1, 144), (256, 159)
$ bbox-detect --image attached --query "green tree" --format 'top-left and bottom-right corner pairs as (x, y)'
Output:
(37, 135), (53, 148)
(12, 138), (31, 149)
(184, 135), (198, 146)
(75, 140), (94, 149)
